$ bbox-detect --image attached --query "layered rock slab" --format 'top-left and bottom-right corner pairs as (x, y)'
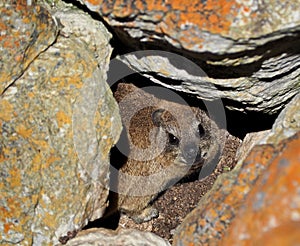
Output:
(78, 0), (300, 114)
(79, 0), (300, 53)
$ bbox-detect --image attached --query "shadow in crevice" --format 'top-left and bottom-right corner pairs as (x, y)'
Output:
(83, 128), (129, 231)
(111, 28), (300, 79)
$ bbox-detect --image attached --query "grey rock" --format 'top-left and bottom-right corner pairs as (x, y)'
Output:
(64, 228), (171, 246)
(235, 130), (271, 165)
(262, 92), (300, 144)
(0, 5), (121, 245)
(117, 49), (300, 114)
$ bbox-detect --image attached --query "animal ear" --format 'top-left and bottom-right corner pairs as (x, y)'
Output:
(114, 83), (138, 103)
(152, 109), (165, 127)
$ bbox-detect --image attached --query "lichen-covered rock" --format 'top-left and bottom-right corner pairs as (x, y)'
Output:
(0, 1), (58, 94)
(173, 131), (300, 245)
(64, 228), (171, 246)
(78, 0), (300, 54)
(78, 0), (300, 114)
(0, 3), (121, 245)
(221, 132), (300, 246)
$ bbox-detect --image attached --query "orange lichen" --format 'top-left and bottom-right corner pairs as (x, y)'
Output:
(31, 139), (49, 150)
(85, 0), (242, 36)
(4, 222), (14, 234)
(56, 111), (71, 128)
(183, 0), (240, 35)
(46, 155), (61, 169)
(0, 152), (7, 162)
(222, 133), (300, 245)
(146, 0), (169, 12)
(32, 153), (43, 172)
(0, 100), (14, 121)
(27, 92), (35, 98)
(42, 212), (57, 229)
(16, 124), (33, 138)
(85, 0), (102, 5)
(9, 167), (22, 188)
(49, 77), (60, 84)
(14, 54), (23, 62)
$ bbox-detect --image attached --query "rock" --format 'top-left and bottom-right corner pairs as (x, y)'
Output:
(0, 1), (58, 94)
(79, 0), (300, 54)
(0, 3), (121, 245)
(222, 132), (300, 245)
(235, 130), (271, 164)
(64, 228), (171, 246)
(79, 0), (300, 114)
(115, 42), (300, 114)
(262, 93), (300, 144)
(172, 93), (300, 245)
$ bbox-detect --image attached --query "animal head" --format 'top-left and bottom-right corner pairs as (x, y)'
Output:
(150, 102), (219, 170)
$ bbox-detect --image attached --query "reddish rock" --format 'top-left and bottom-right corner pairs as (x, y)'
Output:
(173, 132), (300, 245)
(222, 132), (300, 245)
(79, 0), (300, 54)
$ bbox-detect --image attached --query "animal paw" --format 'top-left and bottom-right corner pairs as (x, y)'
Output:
(131, 206), (159, 224)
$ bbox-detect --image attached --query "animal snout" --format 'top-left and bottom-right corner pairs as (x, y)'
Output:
(183, 143), (200, 164)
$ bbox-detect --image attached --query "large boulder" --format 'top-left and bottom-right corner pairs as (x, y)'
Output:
(0, 3), (121, 245)
(221, 131), (300, 245)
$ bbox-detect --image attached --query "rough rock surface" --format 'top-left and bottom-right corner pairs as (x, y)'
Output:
(172, 94), (300, 245)
(0, 3), (121, 245)
(64, 228), (171, 246)
(79, 0), (300, 53)
(2, 0), (299, 245)
(117, 50), (300, 114)
(0, 1), (58, 94)
(262, 93), (300, 144)
(79, 0), (300, 114)
(235, 130), (271, 165)
(221, 131), (300, 245)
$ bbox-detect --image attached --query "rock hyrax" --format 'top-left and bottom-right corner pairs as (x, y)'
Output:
(110, 83), (225, 223)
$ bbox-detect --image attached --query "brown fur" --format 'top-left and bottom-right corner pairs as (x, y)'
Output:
(111, 83), (224, 223)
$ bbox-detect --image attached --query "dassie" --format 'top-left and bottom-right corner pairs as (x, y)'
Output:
(110, 83), (226, 223)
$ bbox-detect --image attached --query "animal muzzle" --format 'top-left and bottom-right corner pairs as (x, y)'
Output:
(182, 143), (202, 165)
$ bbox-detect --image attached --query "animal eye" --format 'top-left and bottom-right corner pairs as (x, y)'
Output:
(197, 124), (205, 137)
(168, 133), (179, 146)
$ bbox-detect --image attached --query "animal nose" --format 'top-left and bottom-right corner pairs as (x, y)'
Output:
(183, 144), (200, 164)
